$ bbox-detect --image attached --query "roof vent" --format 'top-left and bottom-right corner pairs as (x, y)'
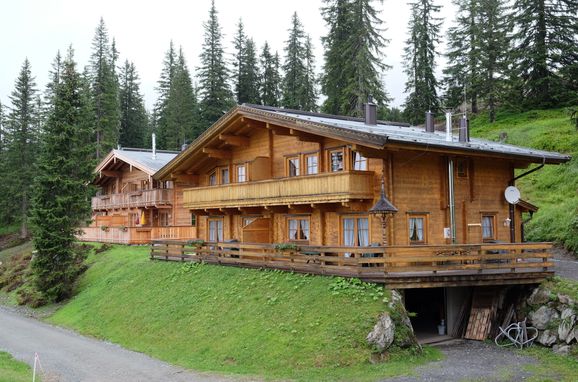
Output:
(151, 133), (157, 160)
(425, 111), (435, 133)
(365, 97), (377, 126)
(181, 143), (187, 151)
(459, 115), (469, 143)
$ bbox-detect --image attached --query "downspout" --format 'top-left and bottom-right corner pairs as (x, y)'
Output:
(446, 112), (457, 243)
(507, 158), (545, 243)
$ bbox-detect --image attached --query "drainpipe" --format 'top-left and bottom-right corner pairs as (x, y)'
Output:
(507, 158), (545, 243)
(446, 112), (456, 243)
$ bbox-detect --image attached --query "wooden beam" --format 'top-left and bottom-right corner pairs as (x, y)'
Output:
(350, 144), (387, 159)
(171, 173), (198, 185)
(202, 147), (232, 159)
(289, 128), (324, 143)
(100, 170), (121, 178)
(219, 134), (249, 147)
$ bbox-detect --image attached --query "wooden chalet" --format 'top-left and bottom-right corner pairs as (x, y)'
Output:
(78, 147), (195, 244)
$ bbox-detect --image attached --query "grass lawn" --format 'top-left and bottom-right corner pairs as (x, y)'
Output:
(470, 108), (578, 254)
(521, 346), (578, 382)
(0, 351), (34, 382)
(48, 244), (439, 381)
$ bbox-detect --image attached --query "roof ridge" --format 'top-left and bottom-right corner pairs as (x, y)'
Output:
(117, 147), (181, 154)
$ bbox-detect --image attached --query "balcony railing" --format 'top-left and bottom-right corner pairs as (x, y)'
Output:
(92, 189), (174, 210)
(150, 241), (553, 288)
(78, 225), (196, 244)
(182, 171), (374, 209)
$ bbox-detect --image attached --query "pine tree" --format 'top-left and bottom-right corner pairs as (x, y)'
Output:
(239, 38), (261, 104)
(260, 42), (282, 106)
(403, 0), (443, 124)
(164, 48), (201, 150)
(89, 17), (120, 159)
(30, 47), (94, 302)
(232, 19), (247, 103)
(5, 59), (39, 238)
(154, 41), (178, 149)
(0, 101), (9, 225)
(198, 0), (234, 127)
(119, 60), (148, 148)
(301, 35), (318, 111)
(509, 0), (578, 108)
(282, 12), (307, 109)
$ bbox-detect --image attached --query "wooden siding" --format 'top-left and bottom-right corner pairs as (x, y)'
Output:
(92, 189), (174, 210)
(182, 171), (374, 209)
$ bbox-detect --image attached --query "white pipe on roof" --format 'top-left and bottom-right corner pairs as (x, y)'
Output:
(445, 112), (452, 142)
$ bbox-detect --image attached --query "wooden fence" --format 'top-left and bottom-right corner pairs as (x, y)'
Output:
(150, 241), (553, 286)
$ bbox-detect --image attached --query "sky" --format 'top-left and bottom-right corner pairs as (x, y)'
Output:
(0, 0), (457, 111)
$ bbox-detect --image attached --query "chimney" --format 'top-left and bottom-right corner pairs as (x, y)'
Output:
(181, 143), (187, 151)
(459, 115), (470, 142)
(445, 112), (452, 142)
(365, 97), (377, 126)
(151, 133), (157, 160)
(425, 111), (435, 133)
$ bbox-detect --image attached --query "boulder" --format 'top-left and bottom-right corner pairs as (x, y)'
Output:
(558, 308), (576, 342)
(367, 313), (395, 352)
(536, 330), (558, 346)
(552, 344), (571, 356)
(566, 327), (578, 344)
(529, 306), (560, 330)
(528, 288), (551, 306)
(558, 294), (576, 307)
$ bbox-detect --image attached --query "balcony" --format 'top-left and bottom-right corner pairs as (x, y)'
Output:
(182, 171), (375, 210)
(92, 189), (174, 210)
(78, 225), (196, 245)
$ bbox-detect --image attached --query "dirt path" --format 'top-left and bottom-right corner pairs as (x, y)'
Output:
(0, 307), (247, 382)
(551, 247), (578, 281)
(384, 340), (538, 382)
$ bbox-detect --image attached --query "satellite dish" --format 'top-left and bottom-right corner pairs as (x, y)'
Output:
(504, 186), (521, 204)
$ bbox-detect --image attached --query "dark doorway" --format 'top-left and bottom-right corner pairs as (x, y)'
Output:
(404, 288), (446, 338)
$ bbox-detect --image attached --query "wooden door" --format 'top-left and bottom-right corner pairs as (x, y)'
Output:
(242, 218), (271, 243)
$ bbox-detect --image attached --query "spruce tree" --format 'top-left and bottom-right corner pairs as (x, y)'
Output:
(509, 0), (578, 108)
(301, 35), (318, 111)
(89, 17), (120, 159)
(5, 59), (39, 238)
(239, 38), (261, 104)
(30, 47), (94, 302)
(260, 42), (282, 106)
(403, 0), (443, 124)
(232, 19), (247, 103)
(165, 48), (201, 149)
(198, 0), (234, 127)
(0, 101), (9, 225)
(119, 60), (148, 148)
(154, 41), (177, 149)
(282, 12), (307, 109)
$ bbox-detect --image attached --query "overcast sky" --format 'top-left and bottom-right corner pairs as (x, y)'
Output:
(0, 0), (457, 111)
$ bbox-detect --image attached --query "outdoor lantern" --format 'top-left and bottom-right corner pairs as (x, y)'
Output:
(369, 179), (398, 246)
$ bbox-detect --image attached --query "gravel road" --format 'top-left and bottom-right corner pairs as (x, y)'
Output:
(551, 247), (578, 281)
(0, 307), (246, 382)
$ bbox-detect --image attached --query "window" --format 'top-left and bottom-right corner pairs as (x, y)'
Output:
(352, 151), (368, 171)
(287, 156), (300, 177)
(221, 167), (230, 184)
(159, 211), (172, 227)
(482, 215), (495, 241)
(130, 212), (140, 226)
(236, 164), (247, 182)
(287, 217), (310, 241)
(330, 150), (344, 172)
(342, 216), (370, 247)
(306, 154), (318, 175)
(191, 213), (197, 227)
(456, 159), (468, 178)
(208, 218), (224, 242)
(209, 171), (217, 186)
(408, 215), (427, 244)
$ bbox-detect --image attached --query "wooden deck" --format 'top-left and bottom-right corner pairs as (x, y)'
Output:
(92, 189), (174, 210)
(150, 241), (553, 288)
(78, 226), (196, 244)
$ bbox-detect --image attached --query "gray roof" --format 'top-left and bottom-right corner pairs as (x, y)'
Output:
(250, 105), (570, 164)
(113, 148), (179, 174)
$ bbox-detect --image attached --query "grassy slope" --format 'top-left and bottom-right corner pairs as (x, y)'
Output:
(0, 352), (33, 382)
(470, 108), (578, 253)
(49, 245), (437, 381)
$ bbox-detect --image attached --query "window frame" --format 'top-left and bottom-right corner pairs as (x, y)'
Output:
(351, 151), (368, 171)
(208, 170), (217, 186)
(305, 153), (319, 175)
(207, 217), (224, 242)
(340, 215), (371, 247)
(329, 148), (345, 172)
(407, 214), (428, 245)
(220, 167), (230, 184)
(158, 211), (172, 227)
(456, 158), (469, 178)
(481, 214), (496, 241)
(286, 156), (301, 177)
(286, 216), (311, 243)
(235, 163), (247, 183)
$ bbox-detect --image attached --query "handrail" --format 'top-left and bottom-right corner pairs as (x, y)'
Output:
(92, 189), (174, 210)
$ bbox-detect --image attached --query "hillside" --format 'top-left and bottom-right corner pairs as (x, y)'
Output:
(46, 245), (435, 381)
(470, 108), (578, 253)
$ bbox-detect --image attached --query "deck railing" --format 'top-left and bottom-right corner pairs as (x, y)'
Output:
(92, 189), (174, 210)
(150, 241), (553, 286)
(151, 226), (197, 241)
(79, 225), (196, 244)
(182, 171), (374, 209)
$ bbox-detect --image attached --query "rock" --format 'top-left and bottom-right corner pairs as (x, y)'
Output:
(552, 344), (571, 356)
(566, 327), (578, 344)
(558, 308), (576, 342)
(528, 288), (551, 306)
(558, 294), (576, 307)
(367, 313), (395, 352)
(529, 306), (559, 330)
(388, 290), (403, 309)
(536, 330), (558, 346)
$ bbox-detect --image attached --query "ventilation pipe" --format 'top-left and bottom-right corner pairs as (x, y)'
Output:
(425, 111), (435, 133)
(445, 112), (453, 142)
(365, 98), (377, 125)
(445, 112), (456, 243)
(152, 133), (157, 160)
(459, 115), (470, 142)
